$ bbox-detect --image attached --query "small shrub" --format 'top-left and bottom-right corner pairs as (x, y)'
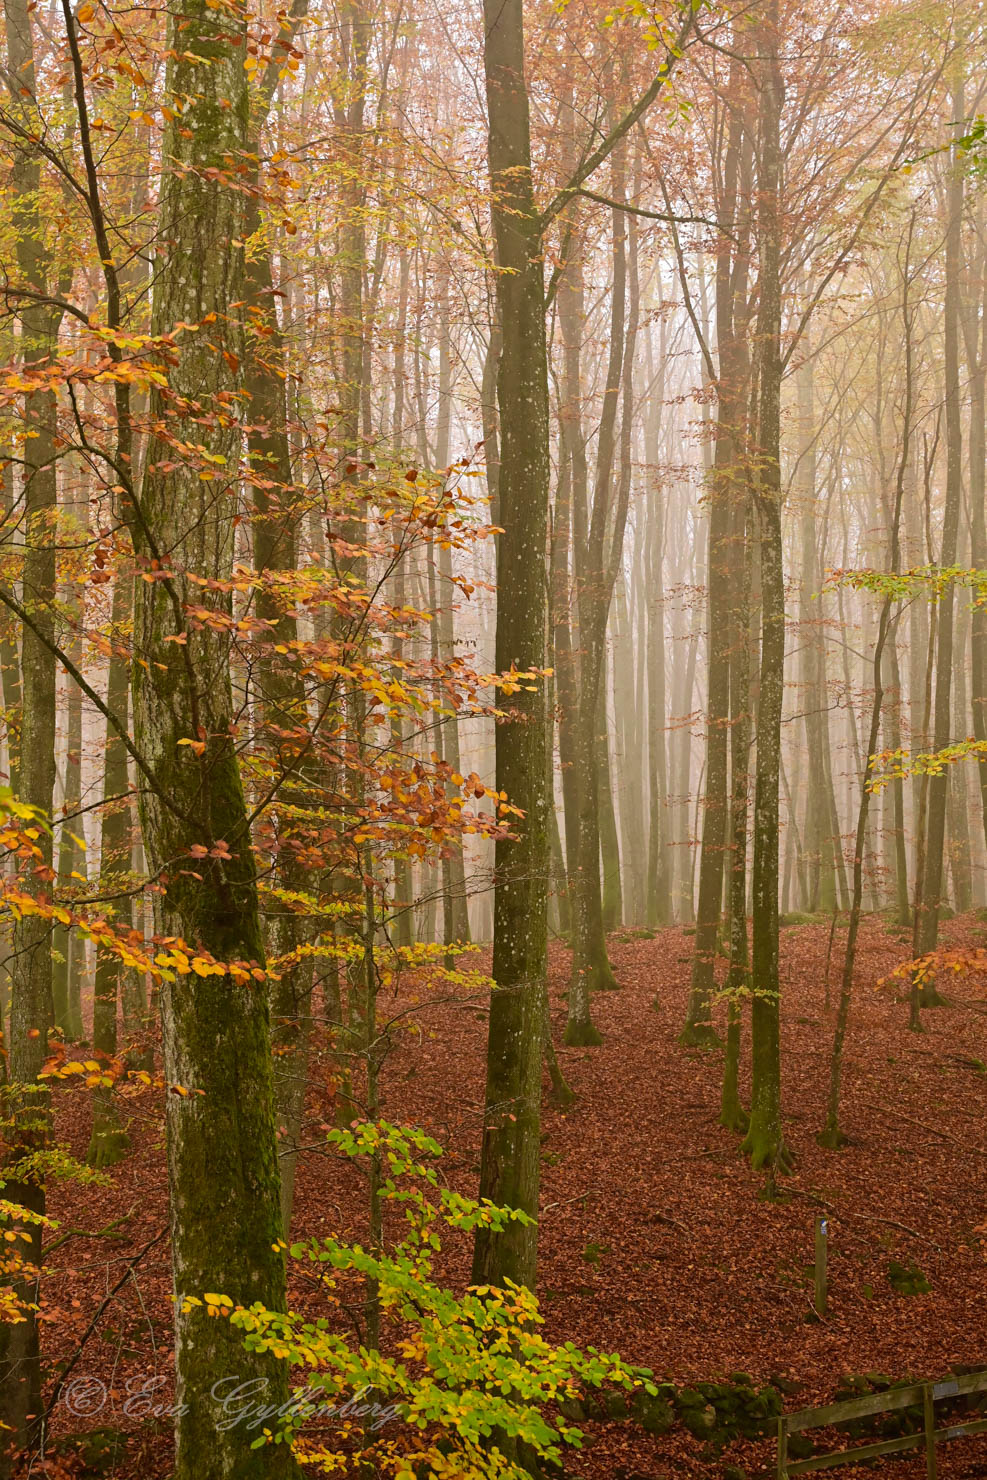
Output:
(200, 1121), (661, 1479)
(887, 1258), (931, 1295)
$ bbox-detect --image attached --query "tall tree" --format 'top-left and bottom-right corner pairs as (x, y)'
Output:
(679, 54), (753, 1046)
(472, 0), (550, 1289)
(567, 141), (632, 1042)
(0, 0), (63, 1453)
(912, 66), (965, 999)
(742, 0), (788, 1172)
(127, 0), (299, 1470)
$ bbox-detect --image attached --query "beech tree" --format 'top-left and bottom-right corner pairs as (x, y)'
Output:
(0, 2), (985, 1474)
(108, 0), (297, 1468)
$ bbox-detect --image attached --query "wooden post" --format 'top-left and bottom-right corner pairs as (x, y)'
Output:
(777, 1415), (788, 1480)
(814, 1216), (828, 1317)
(923, 1383), (937, 1479)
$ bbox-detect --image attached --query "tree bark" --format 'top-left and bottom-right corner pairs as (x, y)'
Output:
(472, 0), (549, 1290)
(913, 73), (964, 985)
(130, 4), (298, 1472)
(742, 2), (789, 1175)
(0, 0), (62, 1453)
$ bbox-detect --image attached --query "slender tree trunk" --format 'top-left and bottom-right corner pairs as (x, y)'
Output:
(52, 665), (84, 1040)
(389, 245), (415, 949)
(948, 590), (973, 913)
(597, 653), (623, 931)
(962, 200), (987, 858)
(820, 215), (913, 1148)
(556, 253), (587, 916)
(642, 311), (671, 927)
(567, 145), (633, 1038)
(472, 0), (548, 1290)
(742, 3), (789, 1175)
(721, 493), (752, 1134)
(88, 566), (133, 1168)
(52, 461), (89, 1041)
(681, 78), (751, 1044)
(886, 634), (910, 927)
(434, 275), (472, 950)
(913, 75), (964, 992)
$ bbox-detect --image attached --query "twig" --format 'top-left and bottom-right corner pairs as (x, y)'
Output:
(788, 1186), (937, 1248)
(850, 1211), (939, 1249)
(44, 1210), (134, 1258)
(860, 1100), (987, 1156)
(541, 1190), (597, 1215)
(650, 1210), (688, 1232)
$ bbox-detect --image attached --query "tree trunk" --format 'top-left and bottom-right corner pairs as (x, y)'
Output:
(389, 245), (415, 950)
(681, 74), (751, 1044)
(0, 0), (61, 1454)
(130, 4), (298, 1472)
(742, 2), (789, 1175)
(87, 566), (133, 1168)
(434, 274), (471, 949)
(472, 0), (549, 1291)
(913, 74), (964, 987)
(820, 213), (913, 1148)
(597, 653), (623, 931)
(720, 492), (752, 1134)
(643, 312), (671, 927)
(567, 146), (633, 1038)
(962, 197), (987, 859)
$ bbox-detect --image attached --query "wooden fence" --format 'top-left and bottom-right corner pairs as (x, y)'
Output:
(777, 1369), (987, 1479)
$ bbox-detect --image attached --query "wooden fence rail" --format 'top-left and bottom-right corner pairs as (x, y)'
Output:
(777, 1369), (987, 1479)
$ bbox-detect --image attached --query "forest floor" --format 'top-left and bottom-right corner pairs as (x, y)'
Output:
(33, 910), (987, 1479)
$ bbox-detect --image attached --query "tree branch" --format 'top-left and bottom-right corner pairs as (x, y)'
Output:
(0, 584), (195, 829)
(539, 2), (697, 229)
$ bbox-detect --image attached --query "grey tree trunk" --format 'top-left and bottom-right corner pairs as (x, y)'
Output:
(913, 74), (964, 984)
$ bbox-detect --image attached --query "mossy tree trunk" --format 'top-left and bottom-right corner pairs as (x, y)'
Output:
(472, 0), (549, 1290)
(88, 567), (133, 1168)
(52, 678), (83, 1039)
(243, 137), (315, 1237)
(387, 250), (415, 949)
(129, 5), (298, 1475)
(567, 145), (633, 1038)
(885, 635), (910, 927)
(555, 247), (587, 923)
(0, 0), (61, 1457)
(434, 273), (472, 952)
(681, 63), (751, 1046)
(742, 2), (789, 1175)
(721, 494), (752, 1135)
(597, 660), (623, 932)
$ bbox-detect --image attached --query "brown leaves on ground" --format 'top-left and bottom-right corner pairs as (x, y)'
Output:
(36, 911), (987, 1479)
